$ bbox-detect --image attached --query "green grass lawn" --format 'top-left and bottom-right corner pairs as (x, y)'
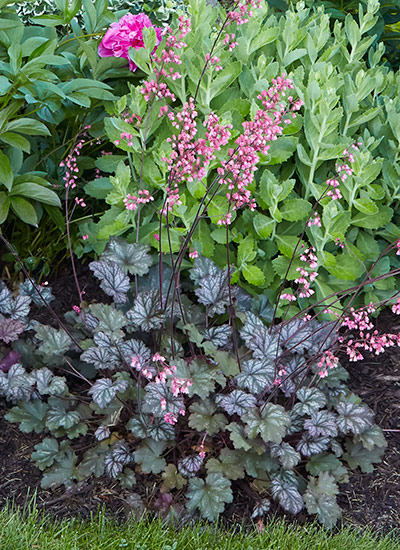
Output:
(0, 505), (398, 550)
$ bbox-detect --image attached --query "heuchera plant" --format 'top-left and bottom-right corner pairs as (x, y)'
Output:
(1, 236), (399, 528)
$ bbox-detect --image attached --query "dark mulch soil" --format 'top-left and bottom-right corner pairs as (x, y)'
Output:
(0, 264), (399, 532)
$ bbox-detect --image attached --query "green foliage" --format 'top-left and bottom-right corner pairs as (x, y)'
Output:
(0, 0), (142, 274)
(0, 239), (387, 527)
(77, 0), (400, 313)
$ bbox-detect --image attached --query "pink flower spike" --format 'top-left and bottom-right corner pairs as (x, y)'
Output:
(189, 250), (198, 259)
(82, 234), (89, 240)
(72, 305), (81, 314)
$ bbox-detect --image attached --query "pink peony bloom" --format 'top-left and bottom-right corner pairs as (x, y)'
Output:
(98, 13), (162, 71)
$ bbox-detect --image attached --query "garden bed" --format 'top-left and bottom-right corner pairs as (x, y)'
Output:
(0, 265), (399, 533)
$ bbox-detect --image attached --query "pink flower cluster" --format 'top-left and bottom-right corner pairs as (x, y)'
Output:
(114, 131), (136, 147)
(326, 144), (359, 201)
(338, 306), (400, 361)
(317, 350), (339, 378)
(59, 125), (91, 189)
(217, 76), (303, 222)
(130, 353), (192, 425)
(98, 13), (162, 71)
(392, 297), (400, 315)
(123, 190), (154, 211)
(281, 246), (318, 303)
(161, 99), (232, 216)
(152, 353), (192, 425)
(140, 15), (191, 103)
(307, 212), (321, 227)
(228, 0), (262, 25)
(223, 33), (238, 51)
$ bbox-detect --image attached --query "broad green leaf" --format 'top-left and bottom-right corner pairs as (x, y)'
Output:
(242, 264), (265, 285)
(206, 448), (245, 481)
(5, 400), (48, 433)
(0, 150), (13, 191)
(161, 464), (187, 492)
(0, 192), (10, 223)
(280, 199), (312, 222)
(10, 197), (38, 226)
(189, 398), (228, 435)
(10, 183), (61, 207)
(266, 136), (298, 165)
(31, 437), (61, 470)
(352, 206), (393, 229)
(343, 441), (385, 473)
(186, 473), (233, 521)
(134, 439), (166, 474)
(304, 473), (341, 528)
(253, 213), (274, 239)
(243, 404), (290, 444)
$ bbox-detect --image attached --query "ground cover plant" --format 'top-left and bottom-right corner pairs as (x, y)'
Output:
(0, 505), (399, 550)
(1, 232), (399, 527)
(1, 0), (400, 533)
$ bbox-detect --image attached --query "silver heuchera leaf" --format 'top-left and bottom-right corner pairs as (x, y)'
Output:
(270, 442), (301, 469)
(178, 455), (204, 477)
(89, 260), (130, 303)
(127, 416), (175, 441)
(1, 295), (31, 320)
(104, 442), (131, 478)
(276, 317), (316, 353)
(0, 363), (35, 402)
(335, 401), (374, 435)
(102, 237), (152, 276)
(0, 318), (25, 343)
(18, 279), (54, 305)
(296, 434), (330, 457)
(203, 325), (231, 348)
(88, 378), (129, 409)
(190, 256), (220, 284)
(93, 331), (113, 348)
(251, 498), (271, 518)
(240, 313), (279, 360)
(195, 270), (238, 316)
(126, 290), (165, 331)
(142, 382), (184, 417)
(119, 338), (151, 365)
(45, 407), (81, 431)
(95, 425), (111, 441)
(270, 470), (303, 515)
(0, 287), (12, 310)
(33, 368), (67, 396)
(81, 347), (119, 371)
(235, 358), (275, 394)
(304, 410), (338, 438)
(294, 387), (327, 416)
(216, 389), (257, 416)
